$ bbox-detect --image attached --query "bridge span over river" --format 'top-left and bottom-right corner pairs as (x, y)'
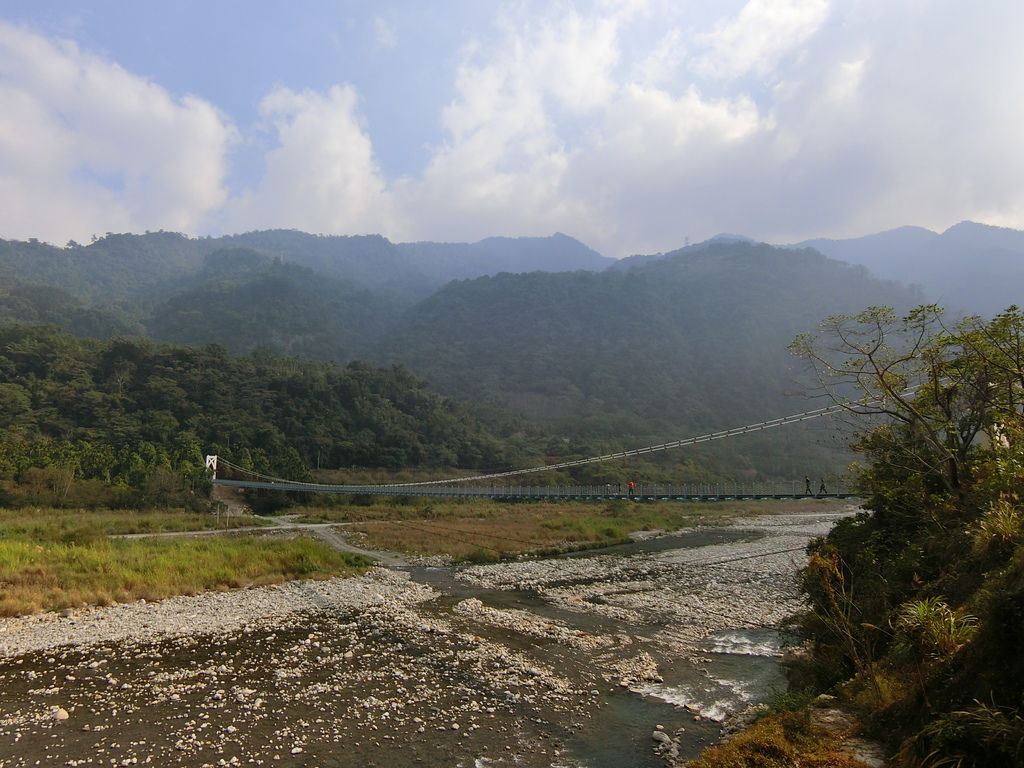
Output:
(211, 477), (856, 502)
(205, 399), (867, 502)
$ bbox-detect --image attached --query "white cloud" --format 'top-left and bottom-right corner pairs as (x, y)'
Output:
(633, 28), (685, 88)
(390, 6), (623, 242)
(395, 0), (1024, 254)
(696, 0), (830, 79)
(226, 85), (400, 237)
(4, 2), (1024, 258)
(395, 2), (772, 253)
(373, 16), (397, 49)
(0, 21), (234, 244)
(751, 1), (1024, 241)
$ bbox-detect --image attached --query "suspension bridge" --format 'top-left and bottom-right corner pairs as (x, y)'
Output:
(205, 398), (863, 501)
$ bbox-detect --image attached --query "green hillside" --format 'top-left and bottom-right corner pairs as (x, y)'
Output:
(381, 242), (921, 433)
(148, 247), (399, 361)
(0, 325), (521, 508)
(0, 231), (928, 481)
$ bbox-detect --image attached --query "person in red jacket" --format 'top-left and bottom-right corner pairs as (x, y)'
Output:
(627, 480), (635, 497)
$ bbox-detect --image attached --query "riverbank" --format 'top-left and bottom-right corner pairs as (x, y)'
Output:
(0, 503), (856, 767)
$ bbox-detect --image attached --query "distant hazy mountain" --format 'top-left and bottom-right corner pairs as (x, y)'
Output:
(793, 221), (1024, 316)
(148, 248), (398, 361)
(218, 230), (613, 299)
(378, 241), (921, 445)
(609, 233), (757, 272)
(0, 229), (612, 309)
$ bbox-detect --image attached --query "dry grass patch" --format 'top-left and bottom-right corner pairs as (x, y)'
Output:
(0, 506), (268, 543)
(687, 710), (868, 768)
(319, 498), (828, 560)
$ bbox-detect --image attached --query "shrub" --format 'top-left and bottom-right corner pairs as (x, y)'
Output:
(894, 597), (977, 660)
(899, 702), (1024, 768)
(461, 548), (499, 564)
(971, 498), (1023, 560)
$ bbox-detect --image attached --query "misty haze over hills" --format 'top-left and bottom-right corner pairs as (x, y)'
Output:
(792, 221), (1024, 317)
(0, 219), (1017, 476)
(610, 221), (1022, 319)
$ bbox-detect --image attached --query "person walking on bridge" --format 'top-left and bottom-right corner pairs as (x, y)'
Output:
(628, 480), (635, 497)
(804, 476), (812, 495)
(819, 479), (827, 495)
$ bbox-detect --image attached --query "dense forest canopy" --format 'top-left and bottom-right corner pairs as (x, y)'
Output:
(381, 243), (920, 441)
(0, 228), (952, 482)
(0, 325), (528, 508)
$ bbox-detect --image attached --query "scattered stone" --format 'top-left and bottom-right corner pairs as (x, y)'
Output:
(0, 510), (854, 768)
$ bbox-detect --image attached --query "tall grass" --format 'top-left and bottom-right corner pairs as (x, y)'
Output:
(0, 507), (268, 542)
(0, 536), (369, 617)
(0, 507), (366, 616)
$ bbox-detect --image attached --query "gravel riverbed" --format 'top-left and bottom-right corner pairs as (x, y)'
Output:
(0, 506), (853, 768)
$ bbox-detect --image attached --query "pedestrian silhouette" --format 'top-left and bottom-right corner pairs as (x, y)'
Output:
(804, 476), (812, 494)
(819, 479), (827, 495)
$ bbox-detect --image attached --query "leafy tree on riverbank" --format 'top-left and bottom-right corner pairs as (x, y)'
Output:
(789, 305), (1024, 766)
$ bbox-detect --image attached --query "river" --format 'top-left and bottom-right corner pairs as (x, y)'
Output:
(0, 506), (852, 767)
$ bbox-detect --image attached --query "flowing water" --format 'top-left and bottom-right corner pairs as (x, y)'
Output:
(403, 523), (810, 767)
(0, 510), (845, 768)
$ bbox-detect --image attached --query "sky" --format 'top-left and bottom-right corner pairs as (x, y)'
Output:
(1, 0), (1022, 258)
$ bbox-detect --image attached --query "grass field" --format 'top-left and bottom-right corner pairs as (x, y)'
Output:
(0, 498), (850, 615)
(0, 507), (370, 617)
(294, 497), (849, 561)
(0, 506), (269, 543)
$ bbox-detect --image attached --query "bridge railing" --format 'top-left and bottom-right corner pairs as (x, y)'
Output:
(212, 478), (854, 499)
(409, 481), (851, 498)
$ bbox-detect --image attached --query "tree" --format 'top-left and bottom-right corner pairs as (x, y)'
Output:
(789, 305), (1024, 738)
(788, 305), (1016, 510)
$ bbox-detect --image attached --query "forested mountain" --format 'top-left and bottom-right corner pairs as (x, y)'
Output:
(223, 230), (612, 299)
(0, 226), (940, 480)
(148, 248), (397, 361)
(0, 229), (608, 309)
(0, 325), (522, 507)
(794, 221), (1024, 316)
(0, 232), (207, 306)
(377, 242), (922, 457)
(0, 278), (143, 339)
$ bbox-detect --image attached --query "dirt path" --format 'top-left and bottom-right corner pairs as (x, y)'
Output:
(115, 517), (413, 566)
(303, 524), (409, 567)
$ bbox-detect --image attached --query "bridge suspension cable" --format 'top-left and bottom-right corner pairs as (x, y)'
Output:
(209, 395), (880, 490)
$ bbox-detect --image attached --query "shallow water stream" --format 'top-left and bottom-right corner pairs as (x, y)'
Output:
(402, 523), (806, 766)
(0, 508), (848, 768)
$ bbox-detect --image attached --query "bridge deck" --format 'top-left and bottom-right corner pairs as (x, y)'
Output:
(213, 478), (856, 502)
